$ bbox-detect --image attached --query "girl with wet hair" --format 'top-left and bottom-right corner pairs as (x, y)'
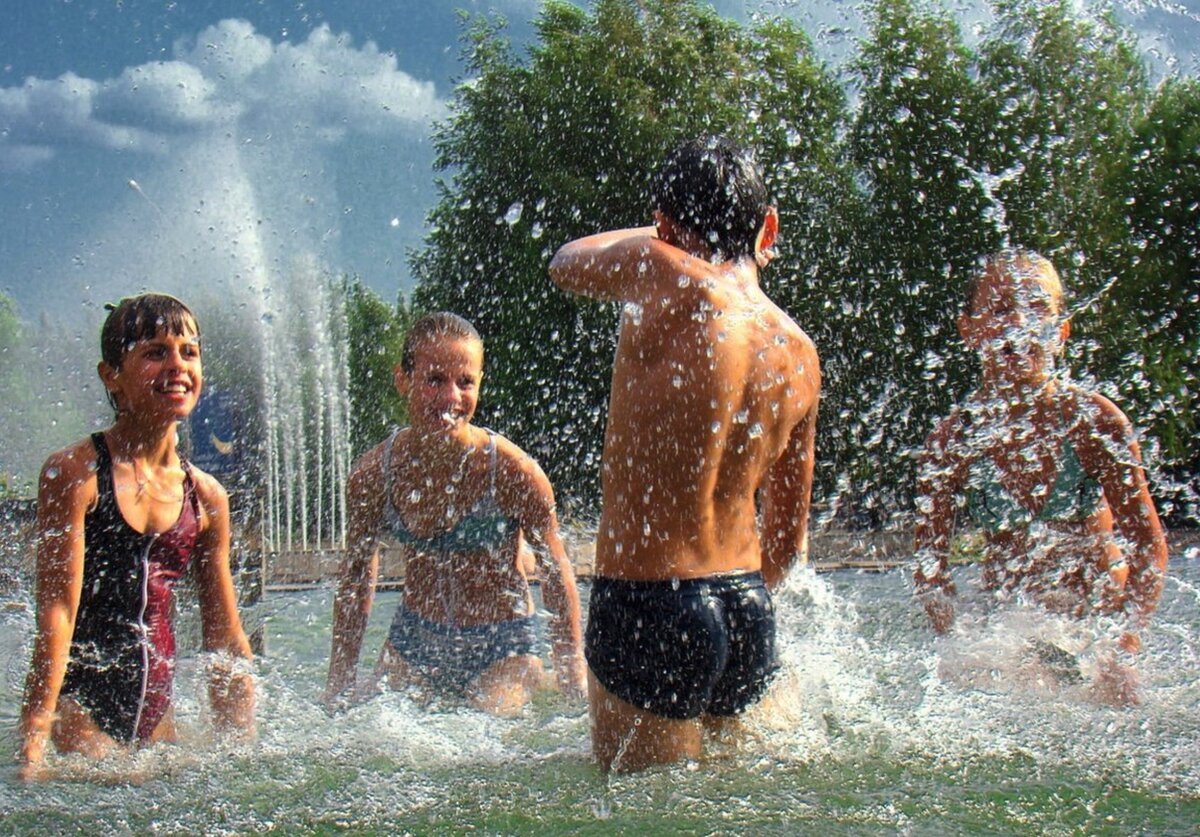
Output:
(326, 311), (585, 716)
(913, 252), (1168, 705)
(18, 293), (255, 780)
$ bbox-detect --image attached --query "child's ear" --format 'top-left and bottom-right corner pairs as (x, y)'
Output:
(97, 360), (119, 394)
(754, 207), (778, 267)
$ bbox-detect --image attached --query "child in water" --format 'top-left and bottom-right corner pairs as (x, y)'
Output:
(18, 294), (255, 780)
(325, 312), (586, 716)
(913, 251), (1169, 702)
(550, 136), (820, 771)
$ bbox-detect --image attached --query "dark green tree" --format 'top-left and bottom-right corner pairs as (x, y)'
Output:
(1095, 77), (1200, 520)
(343, 278), (411, 458)
(842, 0), (998, 521)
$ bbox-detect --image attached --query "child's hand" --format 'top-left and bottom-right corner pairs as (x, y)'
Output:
(1092, 651), (1140, 706)
(554, 651), (587, 702)
(922, 591), (955, 634)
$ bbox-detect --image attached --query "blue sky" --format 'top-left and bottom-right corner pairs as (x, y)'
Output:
(1, 0), (1197, 321)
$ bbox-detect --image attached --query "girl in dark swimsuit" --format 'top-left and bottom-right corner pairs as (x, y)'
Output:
(18, 294), (255, 780)
(325, 312), (585, 716)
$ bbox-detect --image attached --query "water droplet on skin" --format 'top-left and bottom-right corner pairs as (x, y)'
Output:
(46, 467), (60, 479)
(711, 420), (721, 434)
(408, 490), (422, 503)
(748, 423), (763, 439)
(672, 375), (683, 388)
(734, 409), (749, 424)
(643, 521), (651, 537)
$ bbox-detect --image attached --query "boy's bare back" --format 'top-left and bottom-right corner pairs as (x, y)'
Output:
(552, 229), (819, 586)
(599, 239), (818, 581)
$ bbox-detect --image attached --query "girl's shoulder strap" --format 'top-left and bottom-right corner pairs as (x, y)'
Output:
(90, 431), (112, 468)
(380, 427), (404, 496)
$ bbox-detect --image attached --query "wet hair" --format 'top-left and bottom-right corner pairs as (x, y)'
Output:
(966, 250), (1064, 315)
(101, 293), (199, 370)
(652, 135), (770, 260)
(400, 312), (482, 373)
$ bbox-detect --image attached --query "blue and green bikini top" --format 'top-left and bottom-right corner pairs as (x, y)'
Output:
(965, 435), (1103, 533)
(381, 428), (517, 554)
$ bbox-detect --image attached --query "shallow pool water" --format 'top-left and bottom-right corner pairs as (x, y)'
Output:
(1, 556), (1198, 835)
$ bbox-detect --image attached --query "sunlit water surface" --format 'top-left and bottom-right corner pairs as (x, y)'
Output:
(1, 552), (1197, 835)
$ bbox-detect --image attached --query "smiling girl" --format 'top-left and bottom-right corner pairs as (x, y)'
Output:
(325, 312), (585, 716)
(18, 294), (254, 780)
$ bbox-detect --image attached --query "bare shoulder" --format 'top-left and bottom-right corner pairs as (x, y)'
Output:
(40, 438), (99, 489)
(348, 437), (389, 486)
(38, 438), (101, 519)
(488, 432), (557, 517)
(1065, 386), (1133, 437)
(187, 464), (231, 515)
(490, 432), (552, 492)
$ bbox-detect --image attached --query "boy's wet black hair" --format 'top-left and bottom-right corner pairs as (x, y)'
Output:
(652, 135), (769, 260)
(400, 312), (482, 373)
(101, 293), (199, 371)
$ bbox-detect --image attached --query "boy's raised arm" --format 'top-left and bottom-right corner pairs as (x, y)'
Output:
(548, 226), (660, 301)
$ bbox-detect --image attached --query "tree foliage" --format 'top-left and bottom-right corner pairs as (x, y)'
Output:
(343, 278), (411, 458)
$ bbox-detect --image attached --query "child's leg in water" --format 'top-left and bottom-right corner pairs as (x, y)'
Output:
(51, 695), (120, 759)
(468, 654), (547, 717)
(370, 642), (429, 703)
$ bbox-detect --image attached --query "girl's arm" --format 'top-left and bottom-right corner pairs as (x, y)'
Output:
(1077, 394), (1169, 647)
(19, 446), (92, 780)
(913, 418), (967, 633)
(325, 454), (383, 706)
(191, 471), (255, 736)
(504, 447), (585, 700)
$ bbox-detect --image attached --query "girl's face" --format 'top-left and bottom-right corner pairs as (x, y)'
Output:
(959, 263), (1068, 389)
(397, 337), (483, 436)
(100, 320), (203, 422)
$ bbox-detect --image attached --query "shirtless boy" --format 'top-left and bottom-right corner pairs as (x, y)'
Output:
(549, 136), (820, 771)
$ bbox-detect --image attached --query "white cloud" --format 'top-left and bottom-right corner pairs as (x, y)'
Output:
(0, 19), (446, 170)
(0, 72), (163, 159)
